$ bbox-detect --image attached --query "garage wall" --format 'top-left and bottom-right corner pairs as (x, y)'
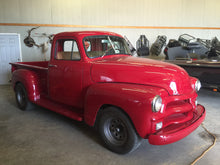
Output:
(0, 0), (220, 61)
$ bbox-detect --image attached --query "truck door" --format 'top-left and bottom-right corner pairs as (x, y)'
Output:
(48, 38), (83, 108)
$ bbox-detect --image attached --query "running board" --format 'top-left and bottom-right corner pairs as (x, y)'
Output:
(35, 97), (83, 121)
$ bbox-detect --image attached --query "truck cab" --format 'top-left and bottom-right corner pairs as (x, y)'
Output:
(10, 31), (206, 154)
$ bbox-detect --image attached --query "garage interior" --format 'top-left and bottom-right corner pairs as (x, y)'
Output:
(0, 0), (220, 164)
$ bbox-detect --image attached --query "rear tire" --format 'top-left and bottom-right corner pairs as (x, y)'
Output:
(15, 83), (32, 111)
(98, 107), (142, 154)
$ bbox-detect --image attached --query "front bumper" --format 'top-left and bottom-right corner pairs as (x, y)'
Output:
(148, 104), (205, 145)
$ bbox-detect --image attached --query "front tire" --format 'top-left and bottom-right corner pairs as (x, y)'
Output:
(15, 83), (31, 111)
(98, 107), (142, 154)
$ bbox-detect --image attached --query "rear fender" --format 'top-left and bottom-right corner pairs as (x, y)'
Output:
(12, 69), (40, 102)
(84, 83), (166, 138)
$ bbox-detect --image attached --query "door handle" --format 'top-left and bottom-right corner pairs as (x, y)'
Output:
(48, 64), (57, 68)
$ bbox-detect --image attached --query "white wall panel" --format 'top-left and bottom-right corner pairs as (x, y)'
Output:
(181, 0), (205, 27)
(158, 0), (183, 26)
(0, 0), (220, 61)
(203, 0), (220, 27)
(51, 0), (82, 24)
(0, 0), (20, 23)
(1, 0), (220, 26)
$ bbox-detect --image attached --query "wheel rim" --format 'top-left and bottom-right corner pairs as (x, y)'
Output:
(104, 118), (128, 146)
(16, 87), (26, 107)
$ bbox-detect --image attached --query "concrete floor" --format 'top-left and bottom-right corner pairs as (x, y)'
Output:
(0, 85), (219, 165)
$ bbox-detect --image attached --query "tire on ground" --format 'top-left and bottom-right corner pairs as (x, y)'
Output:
(15, 83), (32, 111)
(97, 106), (142, 154)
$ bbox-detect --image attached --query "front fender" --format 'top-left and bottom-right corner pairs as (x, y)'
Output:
(84, 82), (167, 138)
(12, 69), (40, 102)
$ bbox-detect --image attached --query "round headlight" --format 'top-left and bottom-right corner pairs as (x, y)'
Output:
(195, 80), (201, 92)
(152, 95), (162, 112)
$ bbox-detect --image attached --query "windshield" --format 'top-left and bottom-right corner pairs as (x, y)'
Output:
(83, 35), (131, 58)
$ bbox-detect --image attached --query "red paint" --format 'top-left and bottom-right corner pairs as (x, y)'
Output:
(10, 31), (205, 146)
(149, 105), (205, 145)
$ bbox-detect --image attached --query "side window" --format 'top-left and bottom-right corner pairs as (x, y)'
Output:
(55, 39), (81, 60)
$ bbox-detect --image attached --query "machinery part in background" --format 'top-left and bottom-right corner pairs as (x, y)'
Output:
(167, 39), (181, 48)
(136, 35), (149, 56)
(179, 34), (210, 59)
(211, 36), (220, 48)
(124, 36), (137, 56)
(23, 26), (41, 47)
(165, 34), (212, 60)
(164, 39), (181, 59)
(207, 37), (220, 59)
(178, 33), (196, 47)
(150, 35), (167, 56)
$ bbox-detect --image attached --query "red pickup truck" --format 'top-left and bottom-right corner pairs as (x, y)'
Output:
(10, 31), (206, 154)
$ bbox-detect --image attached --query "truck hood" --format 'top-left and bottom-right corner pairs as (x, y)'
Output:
(90, 56), (193, 95)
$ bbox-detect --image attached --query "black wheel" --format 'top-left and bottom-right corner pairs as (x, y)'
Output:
(15, 83), (31, 111)
(98, 107), (142, 154)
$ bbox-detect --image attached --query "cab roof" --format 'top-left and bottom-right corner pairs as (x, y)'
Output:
(54, 31), (123, 39)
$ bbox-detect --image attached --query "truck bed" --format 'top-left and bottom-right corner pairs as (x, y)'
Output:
(10, 61), (49, 71)
(10, 61), (49, 95)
